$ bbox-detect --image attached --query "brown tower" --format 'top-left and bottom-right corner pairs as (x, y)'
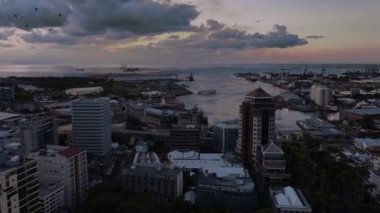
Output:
(236, 87), (275, 169)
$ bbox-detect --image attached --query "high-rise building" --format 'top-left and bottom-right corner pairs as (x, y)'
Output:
(72, 98), (111, 156)
(213, 120), (239, 153)
(29, 145), (88, 209)
(236, 87), (275, 169)
(20, 115), (58, 154)
(0, 156), (41, 213)
(310, 84), (331, 108)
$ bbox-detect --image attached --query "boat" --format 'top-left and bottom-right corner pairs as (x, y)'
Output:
(121, 64), (140, 72)
(75, 68), (85, 71)
(189, 73), (194, 82)
(198, 89), (216, 95)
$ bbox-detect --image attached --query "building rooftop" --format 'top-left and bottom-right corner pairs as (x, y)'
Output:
(168, 150), (245, 178)
(214, 120), (239, 129)
(246, 87), (271, 98)
(262, 143), (284, 155)
(0, 112), (21, 121)
(197, 173), (255, 192)
(58, 146), (83, 158)
(40, 182), (63, 198)
(272, 186), (312, 210)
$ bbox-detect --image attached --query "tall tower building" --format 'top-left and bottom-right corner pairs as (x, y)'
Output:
(236, 87), (275, 169)
(72, 98), (111, 156)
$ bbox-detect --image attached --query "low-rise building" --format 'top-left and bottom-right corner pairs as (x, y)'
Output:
(297, 118), (343, 141)
(65, 87), (103, 96)
(259, 143), (291, 187)
(270, 186), (312, 213)
(122, 143), (183, 200)
(196, 174), (256, 211)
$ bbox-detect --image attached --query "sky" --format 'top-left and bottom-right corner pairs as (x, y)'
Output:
(0, 0), (379, 66)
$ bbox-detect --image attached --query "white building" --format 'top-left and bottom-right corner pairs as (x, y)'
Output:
(270, 186), (312, 213)
(65, 87), (103, 96)
(72, 98), (112, 156)
(310, 84), (331, 108)
(29, 145), (88, 209)
(40, 182), (65, 213)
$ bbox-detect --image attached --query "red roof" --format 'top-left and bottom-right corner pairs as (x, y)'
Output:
(58, 146), (83, 158)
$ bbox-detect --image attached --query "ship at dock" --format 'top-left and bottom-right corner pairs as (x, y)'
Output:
(198, 89), (216, 95)
(121, 64), (140, 72)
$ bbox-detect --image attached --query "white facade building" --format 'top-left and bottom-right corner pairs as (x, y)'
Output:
(30, 145), (88, 209)
(310, 84), (331, 108)
(40, 182), (65, 213)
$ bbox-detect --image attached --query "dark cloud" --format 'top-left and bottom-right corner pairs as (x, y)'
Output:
(21, 30), (78, 45)
(158, 20), (308, 50)
(306, 35), (325, 40)
(0, 0), (71, 30)
(66, 0), (198, 36)
(0, 29), (15, 40)
(0, 0), (198, 43)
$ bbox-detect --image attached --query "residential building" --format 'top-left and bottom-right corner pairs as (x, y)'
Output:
(310, 84), (330, 108)
(40, 182), (64, 213)
(29, 145), (88, 209)
(20, 115), (58, 154)
(72, 98), (111, 156)
(122, 143), (183, 200)
(0, 155), (41, 213)
(236, 87), (275, 169)
(213, 120), (239, 153)
(270, 186), (312, 213)
(170, 125), (201, 151)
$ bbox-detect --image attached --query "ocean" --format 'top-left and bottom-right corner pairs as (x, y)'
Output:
(0, 64), (357, 129)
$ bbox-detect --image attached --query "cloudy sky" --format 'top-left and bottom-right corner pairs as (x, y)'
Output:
(0, 0), (379, 66)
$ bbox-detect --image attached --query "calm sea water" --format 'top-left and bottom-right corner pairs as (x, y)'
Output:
(0, 64), (355, 129)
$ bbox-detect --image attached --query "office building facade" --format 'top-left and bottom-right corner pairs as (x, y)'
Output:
(20, 115), (58, 154)
(236, 88), (275, 169)
(72, 98), (111, 156)
(213, 120), (239, 153)
(170, 126), (201, 151)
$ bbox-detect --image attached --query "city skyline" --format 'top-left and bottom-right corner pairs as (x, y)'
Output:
(0, 0), (379, 66)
